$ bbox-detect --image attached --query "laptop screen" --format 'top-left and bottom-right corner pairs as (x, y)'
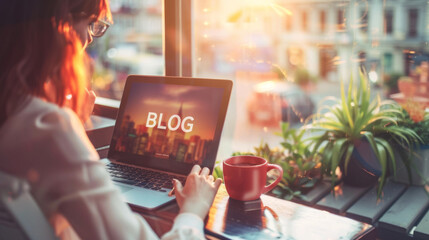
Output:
(109, 75), (232, 175)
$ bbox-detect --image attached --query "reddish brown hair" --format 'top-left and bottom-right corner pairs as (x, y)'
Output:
(0, 0), (111, 125)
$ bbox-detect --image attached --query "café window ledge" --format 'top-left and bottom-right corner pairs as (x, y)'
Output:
(93, 97), (120, 119)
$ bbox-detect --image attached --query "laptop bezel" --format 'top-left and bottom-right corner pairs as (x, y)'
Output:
(107, 75), (233, 175)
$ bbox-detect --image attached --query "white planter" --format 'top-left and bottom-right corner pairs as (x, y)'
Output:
(392, 145), (429, 186)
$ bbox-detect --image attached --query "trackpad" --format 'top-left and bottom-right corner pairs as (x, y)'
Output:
(123, 188), (175, 209)
(114, 183), (133, 193)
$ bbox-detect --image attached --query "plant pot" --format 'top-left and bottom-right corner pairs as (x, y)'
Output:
(392, 145), (429, 185)
(340, 139), (380, 187)
(398, 79), (416, 97)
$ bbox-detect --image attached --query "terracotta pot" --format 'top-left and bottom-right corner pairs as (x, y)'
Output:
(398, 78), (416, 97)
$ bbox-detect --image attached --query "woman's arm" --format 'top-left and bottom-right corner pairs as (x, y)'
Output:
(31, 104), (218, 239)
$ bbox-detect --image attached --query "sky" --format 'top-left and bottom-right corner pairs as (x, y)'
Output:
(123, 82), (225, 140)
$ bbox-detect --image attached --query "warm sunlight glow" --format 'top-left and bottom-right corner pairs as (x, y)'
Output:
(269, 3), (292, 16)
(254, 81), (277, 93)
(334, 185), (344, 196)
(227, 0), (292, 23)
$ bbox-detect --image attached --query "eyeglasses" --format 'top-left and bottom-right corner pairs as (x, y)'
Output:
(88, 19), (110, 38)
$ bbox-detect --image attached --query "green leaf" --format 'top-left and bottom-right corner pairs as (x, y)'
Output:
(375, 143), (387, 198)
(330, 138), (348, 177)
(341, 79), (354, 129)
(361, 132), (381, 163)
(343, 144), (355, 176)
(213, 165), (223, 180)
(281, 142), (293, 150)
(375, 137), (396, 176)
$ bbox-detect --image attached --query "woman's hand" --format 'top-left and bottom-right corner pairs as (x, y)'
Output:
(44, 80), (95, 124)
(172, 165), (222, 220)
(79, 88), (96, 123)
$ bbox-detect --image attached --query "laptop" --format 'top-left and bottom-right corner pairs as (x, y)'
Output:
(101, 75), (233, 210)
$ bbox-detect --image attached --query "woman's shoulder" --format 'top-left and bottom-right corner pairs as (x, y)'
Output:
(32, 98), (80, 129)
(4, 97), (71, 123)
(0, 97), (98, 164)
(1, 97), (82, 135)
(21, 97), (74, 119)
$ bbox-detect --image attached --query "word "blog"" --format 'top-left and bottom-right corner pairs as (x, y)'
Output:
(146, 112), (194, 132)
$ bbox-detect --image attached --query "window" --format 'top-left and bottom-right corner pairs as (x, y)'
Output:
(384, 9), (393, 35)
(285, 14), (292, 31)
(302, 11), (308, 31)
(188, 0), (429, 157)
(91, 0), (429, 190)
(383, 53), (393, 74)
(408, 8), (418, 37)
(358, 51), (366, 70)
(360, 9), (368, 33)
(320, 10), (326, 33)
(337, 9), (345, 31)
(88, 0), (164, 100)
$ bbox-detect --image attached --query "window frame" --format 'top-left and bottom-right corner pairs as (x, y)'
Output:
(164, 0), (193, 77)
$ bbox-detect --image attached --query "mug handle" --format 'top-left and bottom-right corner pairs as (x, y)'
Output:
(263, 164), (284, 194)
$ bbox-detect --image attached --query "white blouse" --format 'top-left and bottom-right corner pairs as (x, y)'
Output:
(0, 97), (205, 240)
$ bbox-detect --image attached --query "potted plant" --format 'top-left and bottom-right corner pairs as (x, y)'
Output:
(306, 71), (421, 196)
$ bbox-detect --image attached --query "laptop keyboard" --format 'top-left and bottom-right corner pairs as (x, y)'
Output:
(105, 163), (186, 192)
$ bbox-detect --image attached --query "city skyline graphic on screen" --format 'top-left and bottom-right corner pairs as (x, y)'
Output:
(113, 82), (224, 165)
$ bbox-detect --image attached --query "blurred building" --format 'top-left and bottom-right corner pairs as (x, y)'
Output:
(89, 0), (163, 99)
(277, 0), (429, 82)
(107, 0), (162, 50)
(195, 0), (429, 83)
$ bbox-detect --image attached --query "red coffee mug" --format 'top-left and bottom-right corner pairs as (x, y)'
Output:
(223, 155), (283, 201)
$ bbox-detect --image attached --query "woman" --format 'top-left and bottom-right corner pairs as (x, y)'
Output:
(0, 0), (221, 239)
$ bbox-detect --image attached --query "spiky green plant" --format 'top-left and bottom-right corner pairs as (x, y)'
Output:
(306, 71), (422, 197)
(230, 122), (321, 200)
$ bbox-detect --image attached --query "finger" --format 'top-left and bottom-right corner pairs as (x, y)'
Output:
(190, 165), (201, 175)
(173, 179), (183, 193)
(207, 175), (214, 182)
(89, 90), (96, 100)
(172, 179), (184, 199)
(213, 178), (222, 189)
(86, 89), (96, 103)
(200, 167), (210, 177)
(168, 187), (175, 197)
